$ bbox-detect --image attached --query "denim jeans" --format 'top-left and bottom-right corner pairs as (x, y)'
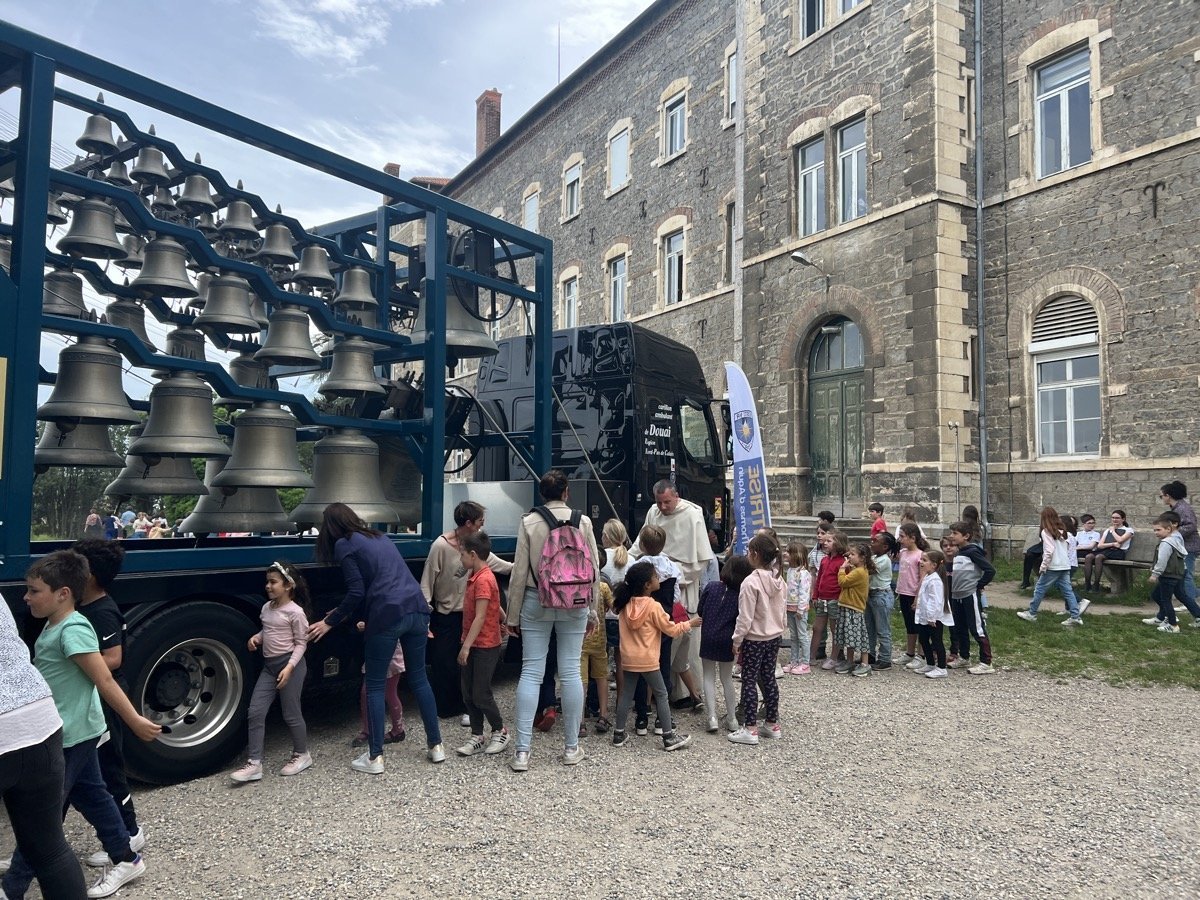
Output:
(1030, 569), (1079, 617)
(4, 736), (130, 899)
(514, 588), (588, 754)
(865, 589), (894, 664)
(364, 613), (441, 757)
(786, 610), (810, 664)
(0, 728), (86, 900)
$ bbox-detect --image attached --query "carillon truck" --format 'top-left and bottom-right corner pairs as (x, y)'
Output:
(0, 23), (726, 784)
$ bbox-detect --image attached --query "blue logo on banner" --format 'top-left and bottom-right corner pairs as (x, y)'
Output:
(734, 410), (756, 453)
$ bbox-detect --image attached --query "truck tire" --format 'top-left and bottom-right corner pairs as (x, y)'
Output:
(122, 601), (255, 784)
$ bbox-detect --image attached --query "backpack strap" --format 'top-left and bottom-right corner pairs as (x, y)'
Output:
(533, 505), (563, 531)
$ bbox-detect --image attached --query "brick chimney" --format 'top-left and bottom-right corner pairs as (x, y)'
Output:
(382, 162), (401, 204)
(476, 89), (501, 157)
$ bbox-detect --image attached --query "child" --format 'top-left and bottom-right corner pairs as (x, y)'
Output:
(232, 561), (312, 782)
(1145, 511), (1200, 632)
(939, 534), (960, 662)
(4, 551), (160, 900)
(835, 544), (872, 677)
(946, 522), (996, 674)
(71, 539), (145, 868)
(611, 562), (699, 751)
(783, 540), (812, 675)
(894, 505), (927, 543)
(1075, 514), (1102, 591)
(808, 523), (829, 573)
(817, 510), (836, 531)
(352, 634), (406, 748)
(868, 502), (888, 538)
(811, 530), (847, 669)
(583, 578), (615, 734)
(455, 531), (509, 756)
(632, 524), (693, 733)
(896, 524), (928, 669)
(699, 555), (752, 732)
(601, 519), (631, 714)
(915, 550), (953, 678)
(1018, 507), (1084, 626)
(729, 534), (787, 744)
(866, 532), (897, 670)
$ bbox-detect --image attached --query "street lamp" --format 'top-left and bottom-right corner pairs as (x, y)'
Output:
(947, 421), (961, 512)
(790, 249), (831, 291)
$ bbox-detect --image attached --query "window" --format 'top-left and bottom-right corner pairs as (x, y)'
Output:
(609, 256), (627, 322)
(1035, 48), (1091, 178)
(523, 192), (539, 233)
(723, 202), (735, 283)
(563, 163), (581, 219)
(797, 136), (826, 236)
(663, 230), (685, 305)
(560, 277), (578, 329)
(1031, 294), (1101, 457)
(837, 118), (866, 222)
(665, 93), (687, 156)
(839, 0), (864, 11)
(680, 403), (718, 463)
(800, 0), (824, 37)
(810, 318), (864, 374)
(608, 128), (630, 191)
(725, 52), (738, 120)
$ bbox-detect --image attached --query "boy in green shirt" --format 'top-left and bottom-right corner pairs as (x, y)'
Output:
(2, 551), (160, 900)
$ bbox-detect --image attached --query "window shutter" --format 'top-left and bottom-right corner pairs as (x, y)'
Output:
(1032, 295), (1098, 343)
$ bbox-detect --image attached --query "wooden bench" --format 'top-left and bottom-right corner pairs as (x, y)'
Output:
(1099, 531), (1157, 595)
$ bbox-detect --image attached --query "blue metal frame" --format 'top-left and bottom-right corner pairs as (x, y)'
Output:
(0, 22), (553, 579)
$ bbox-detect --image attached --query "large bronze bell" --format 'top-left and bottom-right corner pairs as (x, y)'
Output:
(57, 198), (125, 259)
(332, 266), (376, 311)
(105, 298), (157, 352)
(178, 156), (217, 214)
(194, 273), (258, 335)
(291, 246), (336, 290)
(37, 335), (139, 425)
(249, 293), (269, 329)
(42, 269), (89, 318)
(130, 127), (170, 186)
(76, 97), (119, 155)
(319, 337), (384, 398)
(117, 234), (145, 270)
(410, 289), (498, 370)
(375, 434), (422, 528)
(34, 421), (125, 473)
(218, 199), (258, 241)
(253, 222), (297, 265)
(105, 426), (205, 499)
(290, 429), (399, 525)
(210, 403), (312, 492)
(181, 457), (293, 535)
(129, 372), (231, 463)
(216, 352), (270, 410)
(130, 236), (196, 298)
(254, 305), (319, 367)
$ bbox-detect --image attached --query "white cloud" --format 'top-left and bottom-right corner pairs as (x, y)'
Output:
(252, 0), (443, 66)
(551, 0), (654, 48)
(300, 115), (470, 178)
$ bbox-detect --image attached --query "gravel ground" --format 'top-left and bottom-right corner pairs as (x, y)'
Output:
(7, 666), (1200, 899)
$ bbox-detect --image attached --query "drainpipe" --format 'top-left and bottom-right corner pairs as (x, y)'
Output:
(974, 0), (990, 537)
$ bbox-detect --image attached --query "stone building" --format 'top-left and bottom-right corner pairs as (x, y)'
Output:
(430, 0), (1200, 533)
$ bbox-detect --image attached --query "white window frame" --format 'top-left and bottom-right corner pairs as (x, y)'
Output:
(559, 276), (578, 329)
(1034, 346), (1101, 458)
(1034, 47), (1091, 179)
(662, 230), (685, 305)
(563, 162), (582, 220)
(608, 255), (627, 322)
(522, 191), (539, 233)
(724, 49), (738, 122)
(664, 92), (687, 157)
(839, 0), (864, 12)
(836, 117), (866, 223)
(607, 127), (631, 193)
(800, 0), (824, 38)
(797, 136), (826, 236)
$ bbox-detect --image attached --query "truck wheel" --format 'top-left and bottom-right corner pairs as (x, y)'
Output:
(123, 601), (255, 784)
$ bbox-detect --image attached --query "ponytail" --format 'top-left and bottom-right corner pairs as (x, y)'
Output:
(614, 561), (656, 612)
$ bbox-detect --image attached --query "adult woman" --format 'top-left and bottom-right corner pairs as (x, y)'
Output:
(1082, 509), (1134, 592)
(1160, 482), (1199, 607)
(306, 503), (442, 773)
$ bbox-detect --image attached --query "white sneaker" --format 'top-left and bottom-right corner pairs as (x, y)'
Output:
(1062, 617), (1083, 627)
(706, 717), (720, 733)
(456, 734), (487, 757)
(459, 713), (471, 727)
(759, 723), (783, 740)
(968, 662), (996, 675)
(484, 728), (510, 755)
(350, 751), (384, 774)
(1143, 617), (1165, 626)
(87, 827), (146, 868)
(725, 717), (740, 733)
(0, 853), (10, 874)
(1016, 610), (1038, 623)
(1158, 622), (1181, 634)
(509, 750), (530, 772)
(563, 745), (585, 765)
(924, 667), (948, 679)
(427, 743), (446, 764)
(87, 854), (145, 898)
(280, 752), (312, 776)
(727, 727), (759, 745)
(914, 663), (933, 674)
(904, 657), (924, 670)
(229, 760), (262, 783)
(947, 658), (971, 669)
(1077, 598), (1091, 616)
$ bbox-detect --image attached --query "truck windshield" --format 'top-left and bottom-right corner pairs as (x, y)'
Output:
(680, 402), (719, 464)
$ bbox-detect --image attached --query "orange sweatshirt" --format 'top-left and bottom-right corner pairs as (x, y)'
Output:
(618, 595), (692, 672)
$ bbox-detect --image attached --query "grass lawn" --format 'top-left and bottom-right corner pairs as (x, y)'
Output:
(990, 555), (1161, 606)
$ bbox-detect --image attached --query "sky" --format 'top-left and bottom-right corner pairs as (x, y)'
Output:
(0, 0), (656, 396)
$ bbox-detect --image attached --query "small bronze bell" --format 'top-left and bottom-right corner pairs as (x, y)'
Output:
(130, 236), (196, 298)
(42, 269), (89, 318)
(130, 125), (171, 186)
(255, 305), (319, 367)
(76, 94), (119, 155)
(333, 266), (377, 311)
(292, 246), (336, 290)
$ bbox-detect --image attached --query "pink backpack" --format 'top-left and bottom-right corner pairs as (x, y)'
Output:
(533, 506), (595, 609)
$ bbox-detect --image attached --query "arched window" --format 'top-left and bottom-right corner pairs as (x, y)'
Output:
(1030, 294), (1100, 457)
(810, 317), (864, 374)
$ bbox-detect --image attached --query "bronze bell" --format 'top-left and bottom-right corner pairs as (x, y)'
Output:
(154, 326), (207, 376)
(410, 288), (498, 370)
(218, 199), (258, 241)
(37, 335), (139, 425)
(76, 96), (119, 155)
(290, 429), (399, 525)
(332, 266), (376, 311)
(117, 234), (145, 270)
(254, 305), (319, 367)
(375, 433), (422, 528)
(253, 222), (298, 265)
(104, 298), (158, 352)
(150, 186), (176, 216)
(216, 352), (270, 410)
(57, 198), (125, 259)
(105, 426), (205, 499)
(130, 126), (170, 186)
(291, 246), (336, 290)
(130, 236), (196, 298)
(210, 402), (312, 492)
(195, 272), (258, 335)
(34, 421), (125, 473)
(46, 194), (68, 226)
(178, 155), (217, 214)
(181, 456), (293, 535)
(0, 238), (10, 274)
(319, 337), (384, 398)
(42, 269), (89, 318)
(105, 159), (133, 186)
(195, 211), (219, 238)
(129, 371), (231, 464)
(188, 271), (211, 310)
(249, 293), (269, 329)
